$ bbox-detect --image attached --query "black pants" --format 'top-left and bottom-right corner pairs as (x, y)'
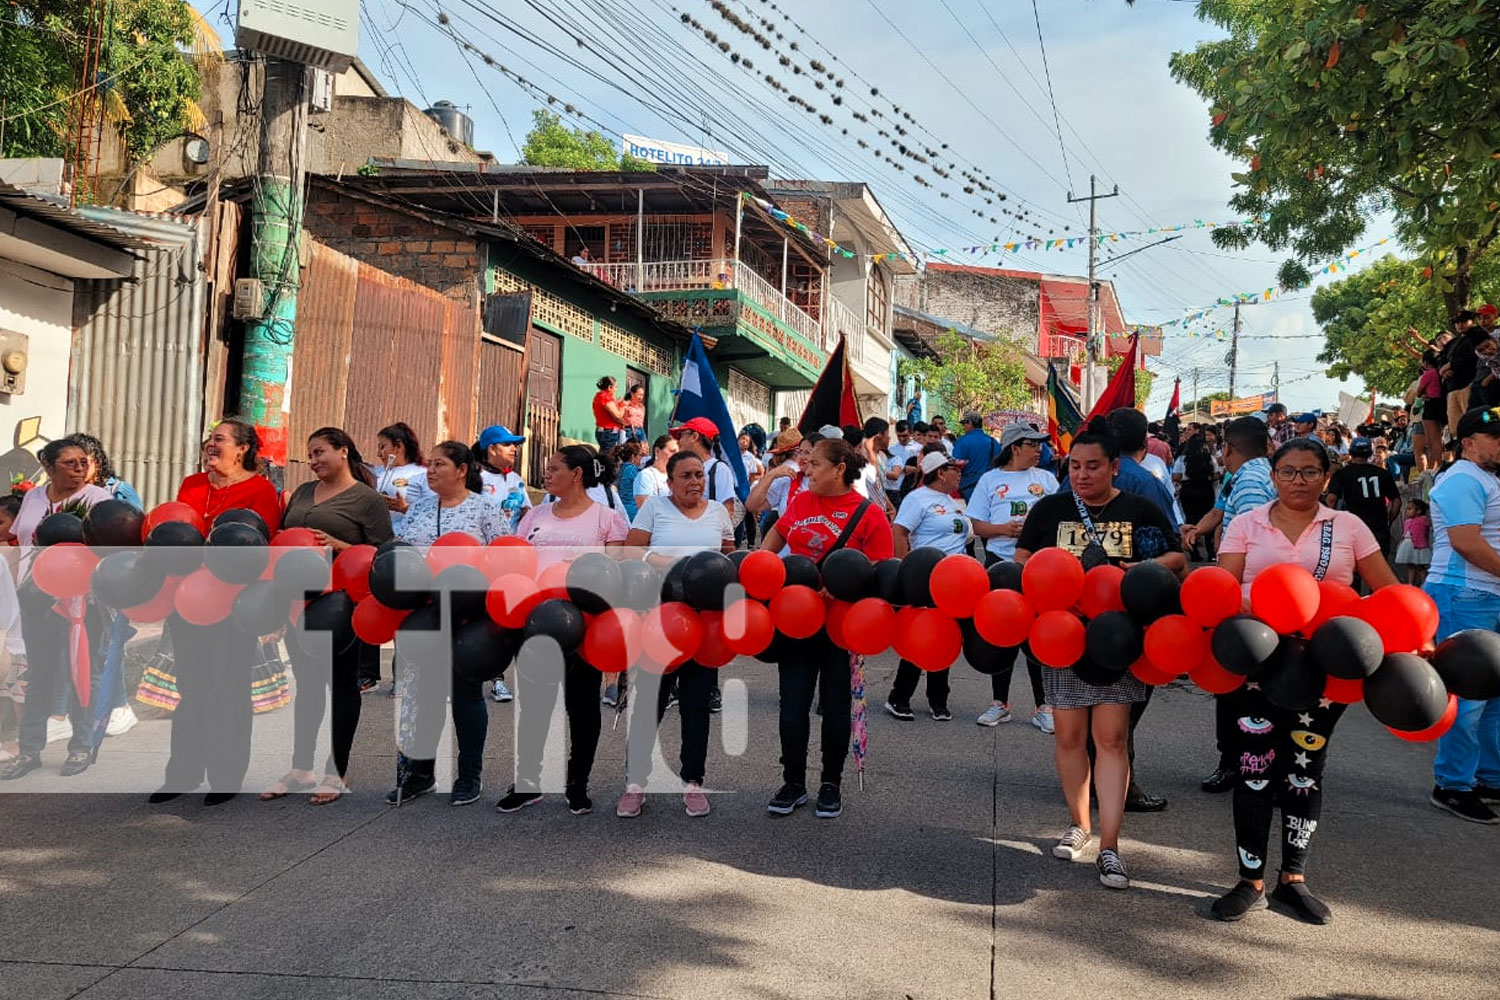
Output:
(1225, 686), (1343, 880)
(624, 661), (715, 786)
(513, 638), (601, 793)
(291, 637), (369, 778)
(992, 653), (1046, 708)
(778, 631), (851, 788)
(1214, 692), (1238, 770)
(15, 583), (101, 759)
(162, 616), (254, 792)
(406, 657), (488, 784)
(356, 640), (382, 686)
(888, 659), (950, 710)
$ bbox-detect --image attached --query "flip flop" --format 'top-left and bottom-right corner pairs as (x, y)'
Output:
(309, 775), (349, 806)
(259, 773), (317, 801)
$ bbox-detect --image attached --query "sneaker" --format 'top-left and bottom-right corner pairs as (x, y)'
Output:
(767, 782), (808, 815)
(683, 782), (710, 818)
(616, 785), (646, 818)
(1475, 784), (1500, 803)
(385, 773), (436, 805)
(884, 700), (915, 721)
(1, 754), (41, 781)
(602, 684), (619, 707)
(1032, 706), (1055, 735)
(450, 776), (483, 807)
(1429, 786), (1500, 824)
(566, 786), (593, 815)
(977, 703), (1012, 727)
(45, 717), (71, 744)
(1096, 848), (1130, 889)
(359, 678), (381, 694)
(929, 705), (952, 722)
(105, 705), (138, 737)
(1052, 825), (1093, 860)
(1270, 880), (1332, 925)
(491, 678), (513, 703)
(1211, 881), (1269, 922)
(495, 787), (543, 813)
(708, 686), (722, 715)
(814, 781), (842, 818)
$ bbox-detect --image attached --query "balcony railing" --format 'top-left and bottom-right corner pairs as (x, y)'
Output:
(735, 264), (823, 348)
(1044, 334), (1087, 365)
(825, 296), (863, 360)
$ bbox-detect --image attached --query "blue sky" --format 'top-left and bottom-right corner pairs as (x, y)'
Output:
(196, 0), (1382, 414)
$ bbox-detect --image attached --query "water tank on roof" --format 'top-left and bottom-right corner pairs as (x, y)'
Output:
(424, 101), (474, 148)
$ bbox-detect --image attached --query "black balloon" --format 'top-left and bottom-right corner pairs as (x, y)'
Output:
(395, 601), (444, 668)
(1259, 636), (1325, 711)
(728, 549), (750, 571)
(84, 499), (146, 549)
(144, 519), (205, 576)
(1365, 653), (1450, 731)
(453, 618), (513, 685)
(35, 512), (86, 547)
(233, 579), (290, 637)
(213, 507), (270, 541)
(1211, 615), (1281, 677)
(434, 564), (490, 623)
(294, 591), (357, 658)
(1308, 616), (1385, 680)
(1073, 652), (1128, 687)
(822, 548), (874, 602)
(618, 559), (662, 611)
(782, 554), (821, 591)
(681, 550), (737, 611)
(272, 546), (332, 600)
(753, 631), (786, 664)
(659, 557), (687, 605)
(375, 538), (410, 558)
(523, 599), (586, 653)
(898, 546), (946, 608)
(874, 558), (904, 605)
(1120, 561), (1182, 625)
(960, 618), (1016, 676)
(1084, 611), (1143, 670)
(567, 551), (624, 614)
(1432, 629), (1500, 701)
(203, 522), (270, 584)
(91, 551), (165, 610)
(369, 545), (434, 610)
(987, 560), (1024, 593)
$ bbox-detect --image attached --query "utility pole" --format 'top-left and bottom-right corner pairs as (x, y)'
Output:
(1227, 300), (1242, 400)
(1191, 368), (1200, 421)
(238, 57), (310, 478)
(1067, 175), (1119, 411)
(1272, 360), (1280, 395)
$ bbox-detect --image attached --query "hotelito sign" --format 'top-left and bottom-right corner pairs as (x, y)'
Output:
(622, 134), (730, 166)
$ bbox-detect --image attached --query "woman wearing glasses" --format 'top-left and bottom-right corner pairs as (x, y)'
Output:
(1211, 438), (1398, 923)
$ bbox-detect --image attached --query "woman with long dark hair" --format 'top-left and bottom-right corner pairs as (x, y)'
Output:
(593, 376), (627, 451)
(1178, 434), (1219, 561)
(372, 421), (430, 535)
(261, 427), (393, 805)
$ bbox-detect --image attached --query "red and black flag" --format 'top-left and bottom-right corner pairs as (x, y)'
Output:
(797, 336), (860, 433)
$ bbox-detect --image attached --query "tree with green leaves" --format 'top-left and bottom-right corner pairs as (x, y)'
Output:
(1183, 390), (1232, 416)
(1170, 1), (1500, 318)
(897, 330), (1032, 418)
(1106, 353), (1155, 409)
(0, 1), (216, 168)
(520, 109), (654, 171)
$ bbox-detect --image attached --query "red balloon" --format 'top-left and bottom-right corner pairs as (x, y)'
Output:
(843, 598), (895, 656)
(483, 537), (537, 580)
(1078, 565), (1126, 619)
(123, 577), (181, 623)
(909, 609), (962, 671)
(824, 599), (854, 651)
(693, 611), (736, 668)
(332, 544), (376, 601)
(143, 501), (205, 540)
(1361, 584), (1440, 653)
(582, 608), (643, 672)
(486, 573), (541, 629)
(1130, 655), (1179, 686)
(973, 589), (1035, 648)
(352, 595), (409, 645)
(535, 560), (572, 602)
(1189, 655), (1245, 695)
(32, 543), (98, 599)
(1250, 563), (1320, 635)
(722, 598), (774, 656)
(930, 554), (990, 618)
(1144, 614), (1208, 675)
(1028, 609), (1086, 668)
(427, 532), (483, 575)
(1323, 674), (1365, 705)
(642, 602), (702, 669)
(1388, 692), (1458, 742)
(271, 527), (318, 548)
(738, 549), (787, 601)
(1180, 566), (1244, 629)
(891, 606), (927, 663)
(174, 567), (242, 625)
(770, 585), (825, 639)
(1309, 580), (1361, 632)
(1021, 549), (1085, 612)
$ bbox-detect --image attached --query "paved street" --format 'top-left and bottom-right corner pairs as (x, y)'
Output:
(2, 654), (1497, 1000)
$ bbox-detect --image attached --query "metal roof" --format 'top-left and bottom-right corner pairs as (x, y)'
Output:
(0, 180), (155, 252)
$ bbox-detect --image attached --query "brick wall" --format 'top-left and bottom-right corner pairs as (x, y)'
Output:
(303, 187), (480, 305)
(893, 269), (1039, 349)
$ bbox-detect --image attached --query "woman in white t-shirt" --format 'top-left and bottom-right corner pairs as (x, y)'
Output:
(371, 422), (431, 536)
(617, 451), (735, 820)
(472, 425), (532, 529)
(966, 423), (1060, 731)
(632, 434), (677, 508)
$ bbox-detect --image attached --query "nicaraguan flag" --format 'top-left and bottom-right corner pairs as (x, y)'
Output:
(674, 333), (749, 500)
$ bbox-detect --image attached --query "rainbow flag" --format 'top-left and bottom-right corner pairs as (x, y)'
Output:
(1047, 363), (1084, 453)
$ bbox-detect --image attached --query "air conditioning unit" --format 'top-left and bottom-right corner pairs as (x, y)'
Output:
(236, 0), (359, 73)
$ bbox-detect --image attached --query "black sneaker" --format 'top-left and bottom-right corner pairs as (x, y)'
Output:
(59, 751), (91, 777)
(1211, 881), (1268, 921)
(566, 785), (593, 815)
(814, 782), (842, 819)
(359, 677), (381, 694)
(385, 773), (436, 806)
(2, 754), (41, 780)
(1430, 786), (1500, 824)
(450, 776), (483, 807)
(1476, 784), (1500, 803)
(929, 705), (953, 722)
(1270, 880), (1332, 925)
(495, 787), (543, 813)
(708, 687), (723, 714)
(1200, 768), (1236, 794)
(883, 700), (915, 721)
(767, 782), (808, 815)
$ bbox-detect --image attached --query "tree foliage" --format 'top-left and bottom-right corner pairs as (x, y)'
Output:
(0, 1), (212, 166)
(1106, 353), (1155, 409)
(1182, 390), (1233, 415)
(1170, 1), (1500, 317)
(520, 109), (655, 171)
(897, 330), (1033, 417)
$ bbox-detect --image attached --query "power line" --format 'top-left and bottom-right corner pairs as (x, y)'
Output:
(1028, 0), (1073, 193)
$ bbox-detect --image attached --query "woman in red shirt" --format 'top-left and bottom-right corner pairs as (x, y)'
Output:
(592, 376), (627, 452)
(758, 437), (893, 820)
(150, 419), (281, 806)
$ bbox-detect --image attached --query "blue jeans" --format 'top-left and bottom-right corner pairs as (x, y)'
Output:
(1425, 582), (1500, 790)
(595, 428), (623, 452)
(1387, 452), (1415, 482)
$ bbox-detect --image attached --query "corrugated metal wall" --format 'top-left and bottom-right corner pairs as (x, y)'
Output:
(70, 215), (206, 508)
(476, 339), (524, 436)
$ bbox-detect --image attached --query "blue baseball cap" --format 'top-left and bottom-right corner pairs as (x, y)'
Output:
(478, 425), (525, 448)
(1293, 412), (1318, 425)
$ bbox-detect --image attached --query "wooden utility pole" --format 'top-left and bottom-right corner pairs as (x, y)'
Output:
(1067, 175), (1119, 411)
(1228, 300), (1242, 400)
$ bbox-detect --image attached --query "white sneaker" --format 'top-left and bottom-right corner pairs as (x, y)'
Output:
(105, 705), (138, 737)
(491, 678), (513, 703)
(976, 703), (1012, 727)
(1053, 824), (1093, 861)
(1031, 706), (1055, 735)
(45, 717), (72, 744)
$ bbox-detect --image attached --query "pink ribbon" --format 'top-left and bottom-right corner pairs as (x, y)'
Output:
(53, 597), (90, 709)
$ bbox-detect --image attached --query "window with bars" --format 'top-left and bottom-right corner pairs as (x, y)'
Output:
(522, 225), (558, 253)
(867, 267), (889, 332)
(789, 261), (822, 317)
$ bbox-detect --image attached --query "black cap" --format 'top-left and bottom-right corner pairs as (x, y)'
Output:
(1456, 406), (1500, 440)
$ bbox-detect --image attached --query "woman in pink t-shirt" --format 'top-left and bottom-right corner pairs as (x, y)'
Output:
(1210, 438), (1398, 924)
(499, 445), (628, 817)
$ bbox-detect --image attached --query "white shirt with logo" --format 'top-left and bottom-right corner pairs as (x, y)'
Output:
(894, 485), (972, 555)
(967, 466), (1059, 561)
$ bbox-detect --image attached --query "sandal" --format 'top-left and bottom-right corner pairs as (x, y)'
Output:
(309, 775), (349, 805)
(259, 771), (318, 801)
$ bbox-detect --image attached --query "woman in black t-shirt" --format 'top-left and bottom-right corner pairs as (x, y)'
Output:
(1015, 420), (1185, 891)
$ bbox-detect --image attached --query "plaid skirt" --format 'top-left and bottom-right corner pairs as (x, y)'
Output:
(1041, 660), (1150, 709)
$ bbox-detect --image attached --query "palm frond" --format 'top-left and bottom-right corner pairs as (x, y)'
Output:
(182, 98), (207, 135)
(182, 4), (223, 69)
(104, 89), (133, 127)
